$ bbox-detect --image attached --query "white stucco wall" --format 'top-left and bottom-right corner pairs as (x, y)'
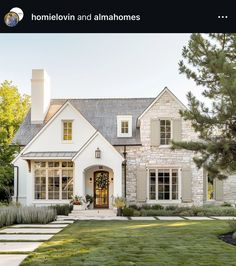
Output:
(23, 103), (96, 153)
(73, 133), (123, 201)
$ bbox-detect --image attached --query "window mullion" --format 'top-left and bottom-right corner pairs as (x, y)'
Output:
(46, 165), (48, 200)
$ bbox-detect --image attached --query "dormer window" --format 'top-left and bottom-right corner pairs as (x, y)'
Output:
(63, 120), (72, 141)
(117, 115), (132, 137)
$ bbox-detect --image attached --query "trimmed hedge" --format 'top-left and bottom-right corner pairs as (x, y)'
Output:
(52, 204), (73, 216)
(123, 205), (236, 217)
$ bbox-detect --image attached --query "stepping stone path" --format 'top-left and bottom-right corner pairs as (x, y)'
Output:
(0, 219), (74, 266)
(157, 216), (185, 221)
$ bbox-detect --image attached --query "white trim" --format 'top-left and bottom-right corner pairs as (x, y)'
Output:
(137, 87), (186, 126)
(117, 115), (132, 137)
(61, 119), (73, 143)
(146, 167), (181, 202)
(12, 101), (97, 164)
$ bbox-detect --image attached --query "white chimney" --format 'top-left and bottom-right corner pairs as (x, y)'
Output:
(31, 69), (51, 124)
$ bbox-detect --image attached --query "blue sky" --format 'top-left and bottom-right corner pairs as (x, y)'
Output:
(0, 34), (205, 104)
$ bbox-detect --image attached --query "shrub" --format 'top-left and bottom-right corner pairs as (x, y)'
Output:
(165, 205), (179, 211)
(228, 220), (236, 232)
(128, 204), (141, 210)
(123, 207), (134, 217)
(133, 210), (141, 216)
(53, 204), (73, 216)
(0, 206), (56, 227)
(221, 202), (232, 207)
(140, 209), (174, 216)
(151, 204), (164, 210)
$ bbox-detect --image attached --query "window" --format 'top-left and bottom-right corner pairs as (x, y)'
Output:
(207, 174), (214, 200)
(148, 168), (179, 201)
(117, 115), (132, 137)
(63, 121), (72, 141)
(121, 121), (129, 133)
(48, 169), (60, 200)
(34, 161), (73, 200)
(62, 170), (73, 199)
(35, 169), (46, 199)
(160, 120), (171, 145)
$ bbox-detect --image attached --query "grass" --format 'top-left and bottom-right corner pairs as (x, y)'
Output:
(21, 221), (236, 266)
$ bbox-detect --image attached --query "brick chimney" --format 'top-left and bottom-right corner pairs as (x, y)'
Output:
(31, 69), (51, 124)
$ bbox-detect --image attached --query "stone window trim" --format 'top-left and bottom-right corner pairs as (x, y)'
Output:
(62, 120), (73, 143)
(146, 167), (182, 203)
(117, 115), (132, 137)
(33, 161), (74, 201)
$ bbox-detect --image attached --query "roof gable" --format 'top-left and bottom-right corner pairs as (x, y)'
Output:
(137, 87), (186, 126)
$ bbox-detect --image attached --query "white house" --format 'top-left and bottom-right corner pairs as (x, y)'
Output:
(12, 69), (236, 208)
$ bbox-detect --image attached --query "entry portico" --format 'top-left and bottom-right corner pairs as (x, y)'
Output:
(73, 131), (123, 208)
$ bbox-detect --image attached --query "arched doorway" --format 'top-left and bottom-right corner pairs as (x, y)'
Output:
(84, 165), (114, 209)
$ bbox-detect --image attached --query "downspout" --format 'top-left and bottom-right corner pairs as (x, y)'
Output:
(12, 165), (19, 203)
(123, 145), (127, 198)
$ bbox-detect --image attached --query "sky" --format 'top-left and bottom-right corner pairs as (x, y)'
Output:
(0, 33), (205, 104)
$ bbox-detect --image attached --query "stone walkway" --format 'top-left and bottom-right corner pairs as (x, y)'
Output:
(0, 220), (73, 266)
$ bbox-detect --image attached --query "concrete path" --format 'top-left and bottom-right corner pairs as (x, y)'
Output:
(0, 255), (28, 266)
(51, 220), (74, 224)
(157, 216), (185, 220)
(0, 242), (42, 252)
(0, 228), (63, 234)
(0, 234), (54, 241)
(0, 220), (73, 266)
(12, 224), (68, 228)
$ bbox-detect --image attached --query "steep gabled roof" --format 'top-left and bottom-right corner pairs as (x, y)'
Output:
(13, 97), (154, 146)
(137, 87), (186, 126)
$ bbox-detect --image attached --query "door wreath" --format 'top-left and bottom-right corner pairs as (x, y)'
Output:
(95, 172), (109, 189)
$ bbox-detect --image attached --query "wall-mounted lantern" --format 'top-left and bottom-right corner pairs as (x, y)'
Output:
(89, 177), (92, 183)
(95, 148), (101, 158)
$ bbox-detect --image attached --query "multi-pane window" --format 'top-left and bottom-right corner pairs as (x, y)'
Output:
(63, 121), (72, 141)
(48, 169), (60, 199)
(34, 161), (73, 200)
(149, 170), (156, 200)
(160, 120), (171, 145)
(62, 170), (73, 200)
(207, 174), (214, 200)
(121, 121), (129, 134)
(35, 169), (46, 199)
(148, 169), (179, 201)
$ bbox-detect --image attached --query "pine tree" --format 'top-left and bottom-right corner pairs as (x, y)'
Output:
(172, 33), (236, 180)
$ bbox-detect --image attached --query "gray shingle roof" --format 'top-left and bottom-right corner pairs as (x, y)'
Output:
(13, 98), (154, 146)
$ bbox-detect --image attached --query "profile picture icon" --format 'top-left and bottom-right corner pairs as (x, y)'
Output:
(4, 8), (24, 27)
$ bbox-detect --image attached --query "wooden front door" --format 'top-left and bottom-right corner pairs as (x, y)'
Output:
(94, 171), (109, 208)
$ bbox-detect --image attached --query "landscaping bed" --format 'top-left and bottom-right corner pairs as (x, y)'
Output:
(219, 232), (236, 246)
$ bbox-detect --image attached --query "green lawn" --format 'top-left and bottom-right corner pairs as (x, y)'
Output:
(21, 220), (236, 266)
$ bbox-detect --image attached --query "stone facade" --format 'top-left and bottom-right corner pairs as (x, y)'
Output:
(224, 175), (236, 204)
(115, 91), (205, 206)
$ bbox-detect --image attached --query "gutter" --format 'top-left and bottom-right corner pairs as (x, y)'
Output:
(123, 145), (127, 198)
(12, 165), (19, 203)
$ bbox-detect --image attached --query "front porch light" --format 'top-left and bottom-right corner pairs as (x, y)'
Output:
(95, 148), (101, 158)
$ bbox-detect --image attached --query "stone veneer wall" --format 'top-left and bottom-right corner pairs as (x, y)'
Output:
(224, 175), (236, 204)
(115, 91), (204, 206)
